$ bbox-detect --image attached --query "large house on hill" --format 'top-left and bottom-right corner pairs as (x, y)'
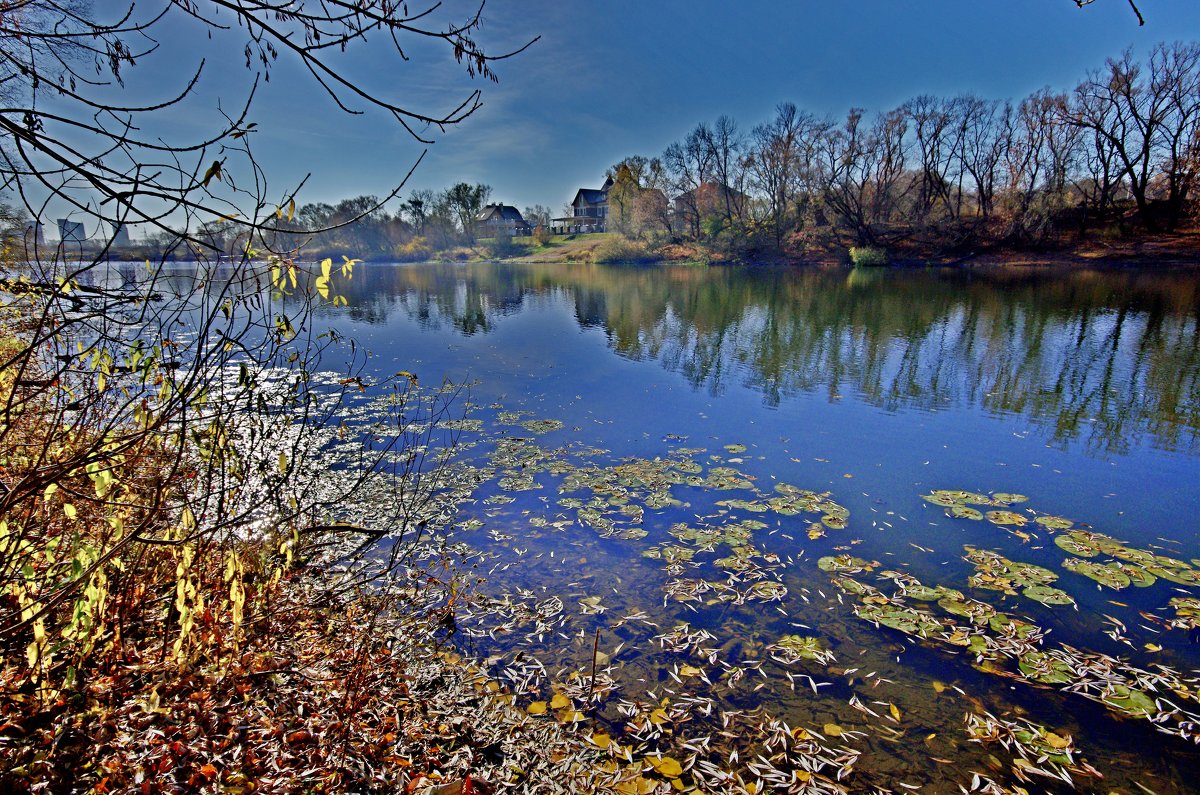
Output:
(551, 177), (612, 234)
(475, 204), (531, 236)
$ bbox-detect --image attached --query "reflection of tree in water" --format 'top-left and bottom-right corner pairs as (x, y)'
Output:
(326, 261), (1200, 454)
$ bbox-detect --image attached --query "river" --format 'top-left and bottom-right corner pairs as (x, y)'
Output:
(318, 260), (1200, 792)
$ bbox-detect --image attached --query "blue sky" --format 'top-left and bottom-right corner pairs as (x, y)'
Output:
(36, 0), (1200, 231)
(361, 0), (1197, 213)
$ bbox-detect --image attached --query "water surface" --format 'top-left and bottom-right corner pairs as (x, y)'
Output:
(324, 261), (1200, 792)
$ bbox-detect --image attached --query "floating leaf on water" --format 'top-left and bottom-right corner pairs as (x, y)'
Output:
(938, 597), (996, 624)
(1022, 584), (1076, 607)
(723, 443), (747, 454)
(588, 731), (612, 749)
(1035, 515), (1074, 530)
(903, 584), (942, 601)
(985, 510), (1028, 527)
(822, 723), (844, 737)
(1054, 533), (1099, 557)
(768, 634), (834, 665)
(549, 692), (571, 710)
(1063, 558), (1131, 589)
(495, 411), (528, 424)
(817, 554), (877, 574)
(498, 475), (539, 492)
(1018, 651), (1073, 685)
(1143, 564), (1200, 586)
(1112, 562), (1156, 588)
(437, 418), (483, 432)
(821, 513), (848, 530)
(645, 755), (683, 779)
(990, 493), (1029, 505)
(834, 576), (872, 595)
(519, 419), (564, 434)
(988, 613), (1040, 639)
(745, 580), (788, 602)
(644, 491), (676, 509)
(1100, 684), (1156, 717)
(527, 701), (548, 715)
(947, 504), (984, 520)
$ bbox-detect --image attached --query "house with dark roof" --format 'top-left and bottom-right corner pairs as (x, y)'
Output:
(475, 204), (531, 237)
(551, 177), (612, 234)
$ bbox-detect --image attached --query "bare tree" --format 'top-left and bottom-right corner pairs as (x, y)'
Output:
(0, 0), (530, 715)
(819, 107), (910, 246)
(663, 124), (716, 239)
(1072, 0), (1145, 26)
(953, 95), (1007, 219)
(1070, 45), (1200, 230)
(746, 103), (825, 247)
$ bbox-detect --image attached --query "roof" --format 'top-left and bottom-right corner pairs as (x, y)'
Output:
(573, 188), (608, 206)
(475, 204), (526, 222)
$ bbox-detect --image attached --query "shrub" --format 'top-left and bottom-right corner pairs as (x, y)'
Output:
(849, 245), (889, 267)
(532, 224), (552, 246)
(486, 235), (523, 259)
(395, 236), (434, 262)
(593, 238), (661, 265)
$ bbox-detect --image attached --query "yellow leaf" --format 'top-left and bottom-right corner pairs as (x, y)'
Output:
(932, 681), (946, 693)
(889, 702), (902, 721)
(678, 664), (703, 677)
(63, 503), (77, 520)
(1042, 731), (1070, 749)
(589, 731), (612, 749)
(646, 755), (683, 779)
(1145, 643), (1163, 652)
(823, 723), (844, 737)
(526, 701), (547, 715)
(278, 452), (288, 475)
(549, 692), (571, 710)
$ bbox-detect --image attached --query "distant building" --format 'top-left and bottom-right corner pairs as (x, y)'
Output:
(57, 218), (86, 244)
(475, 204), (531, 237)
(551, 176), (612, 234)
(109, 221), (131, 247)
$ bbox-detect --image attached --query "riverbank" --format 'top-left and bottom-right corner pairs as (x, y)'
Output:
(468, 228), (1200, 269)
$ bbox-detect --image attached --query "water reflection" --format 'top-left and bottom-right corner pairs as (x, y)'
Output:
(325, 261), (1200, 455)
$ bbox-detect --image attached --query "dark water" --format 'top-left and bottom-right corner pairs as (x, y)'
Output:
(319, 261), (1200, 792)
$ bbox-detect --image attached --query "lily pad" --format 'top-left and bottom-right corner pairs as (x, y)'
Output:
(985, 510), (1028, 526)
(947, 505), (984, 520)
(768, 635), (834, 664)
(1063, 558), (1130, 589)
(1018, 651), (1073, 685)
(1100, 685), (1156, 717)
(1023, 584), (1076, 607)
(1055, 533), (1099, 557)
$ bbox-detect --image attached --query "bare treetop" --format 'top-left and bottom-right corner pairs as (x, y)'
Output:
(0, 0), (535, 246)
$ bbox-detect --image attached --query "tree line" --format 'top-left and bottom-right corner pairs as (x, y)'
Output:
(121, 184), (554, 261)
(605, 40), (1200, 258)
